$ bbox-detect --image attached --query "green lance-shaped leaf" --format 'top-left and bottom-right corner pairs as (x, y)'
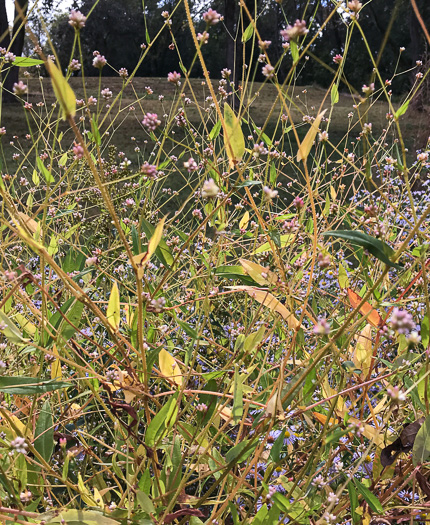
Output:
(226, 439), (255, 463)
(269, 428), (286, 463)
(34, 400), (54, 462)
(37, 157), (54, 184)
(354, 478), (384, 514)
(140, 217), (173, 267)
(331, 84), (339, 105)
(290, 40), (299, 62)
(145, 394), (178, 447)
(242, 23), (254, 43)
(43, 510), (119, 525)
(323, 230), (403, 270)
(224, 103), (245, 166)
(209, 120), (222, 140)
(348, 482), (360, 524)
(0, 311), (29, 345)
(13, 57), (44, 67)
(45, 298), (84, 348)
(136, 490), (155, 514)
(421, 313), (429, 348)
(232, 366), (243, 423)
(395, 99), (410, 119)
(0, 377), (71, 394)
(413, 415), (430, 466)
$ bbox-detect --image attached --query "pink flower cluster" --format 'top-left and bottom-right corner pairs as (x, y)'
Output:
(69, 59), (81, 71)
(167, 71), (181, 86)
(142, 113), (161, 132)
(203, 8), (223, 26)
(93, 53), (107, 69)
(140, 162), (158, 179)
(68, 10), (87, 30)
(280, 20), (308, 42)
(13, 81), (27, 97)
(389, 308), (416, 334)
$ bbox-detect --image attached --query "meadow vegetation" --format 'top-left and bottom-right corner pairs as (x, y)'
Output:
(0, 1), (430, 524)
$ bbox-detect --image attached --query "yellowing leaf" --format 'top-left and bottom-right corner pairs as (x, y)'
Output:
(297, 109), (327, 162)
(159, 348), (182, 387)
(107, 282), (120, 331)
(224, 103), (245, 166)
(362, 512), (371, 525)
(14, 313), (36, 336)
(0, 310), (28, 345)
(148, 216), (166, 259)
(230, 286), (302, 330)
(239, 259), (277, 286)
(265, 388), (285, 421)
(32, 169), (40, 186)
(49, 510), (119, 525)
(111, 369), (137, 404)
(354, 324), (373, 378)
(46, 59), (76, 120)
(217, 404), (253, 426)
(124, 304), (132, 327)
(372, 395), (388, 416)
(48, 235), (59, 256)
(313, 412), (387, 446)
(132, 216), (166, 279)
(77, 473), (97, 506)
(51, 344), (62, 381)
(322, 378), (345, 415)
(0, 408), (32, 438)
(13, 396), (31, 416)
(17, 212), (38, 235)
(330, 185), (337, 200)
(239, 210), (250, 230)
(244, 326), (266, 353)
(331, 84), (339, 105)
(59, 152), (68, 166)
(348, 416), (388, 446)
(132, 252), (149, 280)
(242, 23), (254, 43)
(93, 487), (104, 510)
(373, 446), (396, 480)
(253, 234), (293, 254)
(338, 262), (349, 289)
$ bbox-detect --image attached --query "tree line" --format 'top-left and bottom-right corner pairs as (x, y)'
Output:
(1, 0), (429, 98)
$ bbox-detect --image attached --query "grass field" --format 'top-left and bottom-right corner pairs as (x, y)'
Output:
(1, 76), (428, 164)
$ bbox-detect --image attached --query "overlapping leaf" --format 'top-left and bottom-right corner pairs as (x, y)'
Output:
(323, 230), (403, 270)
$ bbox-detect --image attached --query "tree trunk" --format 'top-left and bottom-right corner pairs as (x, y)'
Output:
(0, 0), (11, 48)
(224, 0), (236, 107)
(234, 0), (255, 108)
(224, 0), (256, 110)
(409, 3), (422, 67)
(1, 0), (28, 103)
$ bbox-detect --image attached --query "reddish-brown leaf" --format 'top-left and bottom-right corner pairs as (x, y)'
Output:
(347, 288), (384, 328)
(416, 470), (430, 500)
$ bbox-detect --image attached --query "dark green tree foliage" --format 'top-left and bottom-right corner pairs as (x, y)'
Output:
(239, 0), (430, 92)
(49, 0), (195, 77)
(301, 0), (430, 93)
(47, 0), (429, 97)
